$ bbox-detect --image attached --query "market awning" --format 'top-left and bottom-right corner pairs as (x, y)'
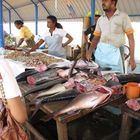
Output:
(2, 0), (140, 22)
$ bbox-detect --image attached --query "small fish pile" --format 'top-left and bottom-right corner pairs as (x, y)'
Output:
(5, 51), (24, 61)
(5, 51), (64, 67)
(5, 35), (16, 47)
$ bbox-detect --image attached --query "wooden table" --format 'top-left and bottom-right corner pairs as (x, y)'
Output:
(19, 81), (125, 140)
(119, 104), (140, 140)
(36, 95), (125, 140)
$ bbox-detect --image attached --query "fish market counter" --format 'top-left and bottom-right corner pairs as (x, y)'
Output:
(41, 94), (125, 140)
(14, 52), (127, 140)
(19, 81), (125, 140)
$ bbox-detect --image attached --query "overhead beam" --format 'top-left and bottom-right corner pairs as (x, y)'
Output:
(3, 0), (23, 20)
(39, 0), (50, 15)
(30, 0), (36, 5)
(3, 0), (50, 15)
(2, 4), (9, 10)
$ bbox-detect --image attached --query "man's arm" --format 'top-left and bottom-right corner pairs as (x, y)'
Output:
(16, 38), (24, 48)
(28, 39), (44, 53)
(86, 35), (100, 61)
(127, 33), (136, 70)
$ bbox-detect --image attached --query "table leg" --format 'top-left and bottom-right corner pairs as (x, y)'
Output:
(56, 120), (68, 140)
(119, 112), (132, 140)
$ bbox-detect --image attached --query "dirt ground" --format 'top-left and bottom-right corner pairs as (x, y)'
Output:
(32, 108), (140, 140)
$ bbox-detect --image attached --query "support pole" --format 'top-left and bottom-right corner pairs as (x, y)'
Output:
(91, 0), (95, 25)
(8, 10), (11, 34)
(35, 4), (38, 35)
(0, 0), (4, 47)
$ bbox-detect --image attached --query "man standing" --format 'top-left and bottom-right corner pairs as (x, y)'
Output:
(86, 0), (136, 73)
(84, 14), (100, 61)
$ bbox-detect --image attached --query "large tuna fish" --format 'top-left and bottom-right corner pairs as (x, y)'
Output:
(54, 86), (112, 117)
(42, 86), (112, 121)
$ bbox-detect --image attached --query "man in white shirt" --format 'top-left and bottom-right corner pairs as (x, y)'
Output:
(86, 0), (136, 73)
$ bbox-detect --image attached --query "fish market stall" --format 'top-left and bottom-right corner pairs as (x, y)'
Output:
(4, 50), (65, 76)
(5, 51), (65, 67)
(13, 53), (128, 140)
(4, 50), (140, 140)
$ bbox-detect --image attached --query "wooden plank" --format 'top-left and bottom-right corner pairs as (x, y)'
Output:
(102, 130), (120, 140)
(119, 112), (132, 140)
(56, 120), (68, 140)
(25, 121), (46, 140)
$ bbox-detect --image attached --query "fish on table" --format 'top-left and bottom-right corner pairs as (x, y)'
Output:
(57, 69), (77, 78)
(40, 89), (79, 104)
(27, 69), (58, 85)
(16, 69), (38, 82)
(48, 61), (72, 68)
(24, 78), (67, 97)
(75, 59), (99, 69)
(54, 87), (112, 117)
(29, 89), (79, 120)
(41, 86), (112, 121)
(34, 84), (66, 99)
